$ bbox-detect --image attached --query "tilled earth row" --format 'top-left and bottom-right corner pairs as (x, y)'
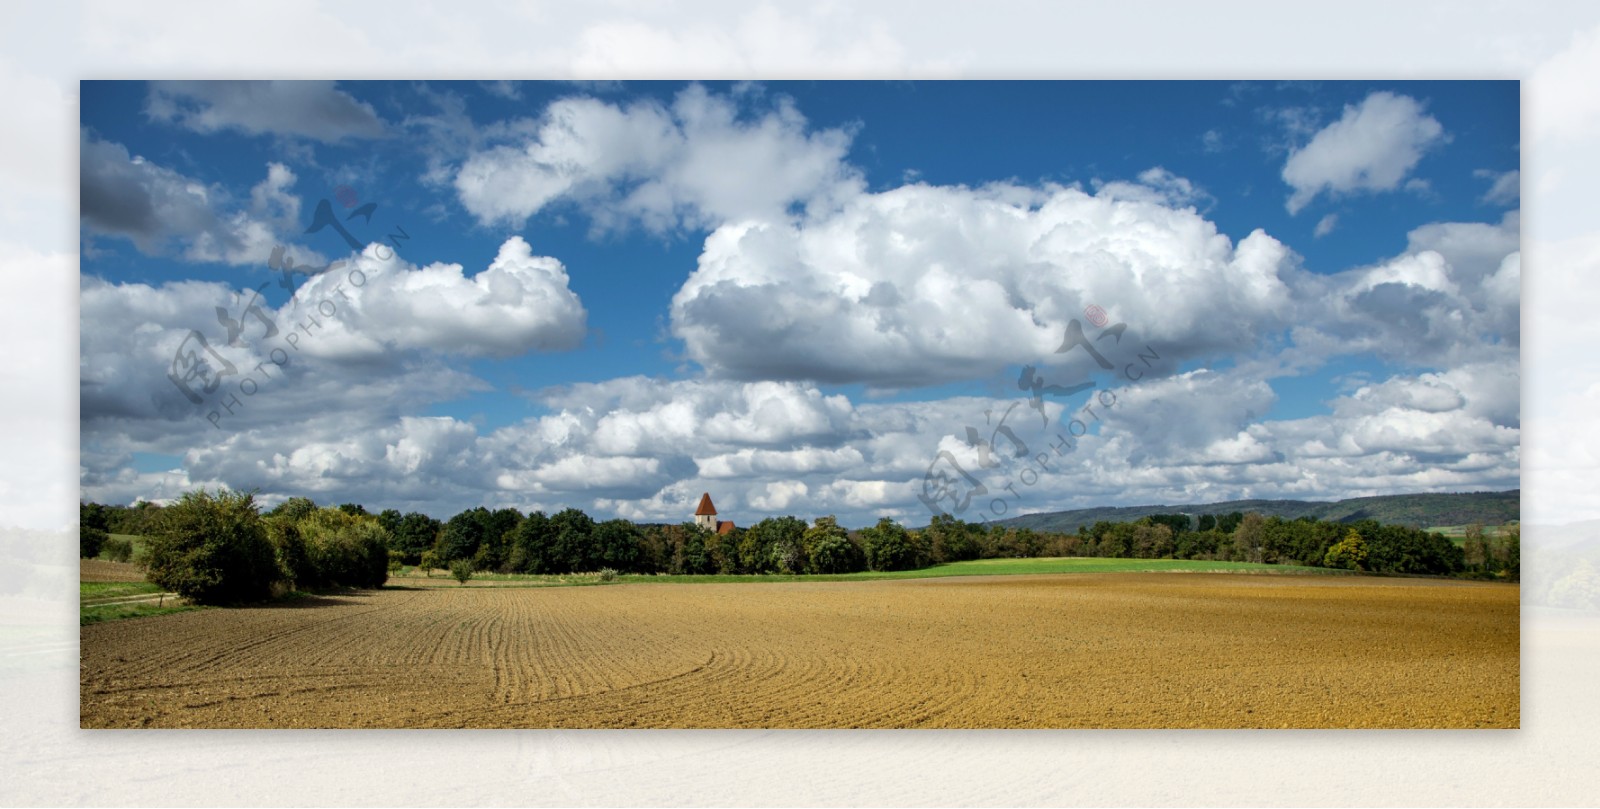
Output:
(79, 573), (1519, 728)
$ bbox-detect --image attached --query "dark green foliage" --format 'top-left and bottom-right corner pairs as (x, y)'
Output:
(925, 513), (978, 562)
(439, 507), (490, 563)
(80, 501), (112, 533)
(550, 508), (599, 572)
(1196, 513), (1217, 532)
(265, 507), (391, 589)
(1086, 521), (1135, 558)
(861, 517), (927, 571)
(803, 516), (863, 573)
(510, 511), (555, 573)
(80, 525), (108, 558)
(391, 511), (441, 565)
(337, 503), (369, 516)
(594, 519), (645, 572)
(102, 535), (134, 563)
(268, 496), (319, 523)
(1174, 529), (1220, 560)
(738, 516), (807, 574)
(635, 524), (671, 573)
(264, 517), (313, 586)
(145, 489), (280, 605)
(479, 508), (524, 572)
(377, 509), (403, 538)
(78, 500), (164, 536)
(669, 523), (713, 575)
(1352, 520), (1464, 576)
(1215, 512), (1244, 535)
(299, 509), (390, 588)
(1143, 514), (1191, 534)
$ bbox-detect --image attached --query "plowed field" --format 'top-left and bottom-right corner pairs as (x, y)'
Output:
(79, 573), (1518, 728)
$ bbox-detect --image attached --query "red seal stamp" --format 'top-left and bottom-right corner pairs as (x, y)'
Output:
(1084, 303), (1108, 328)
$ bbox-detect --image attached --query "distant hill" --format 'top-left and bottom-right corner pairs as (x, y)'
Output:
(992, 490), (1520, 535)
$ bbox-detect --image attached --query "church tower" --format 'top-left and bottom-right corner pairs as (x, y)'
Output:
(694, 492), (718, 531)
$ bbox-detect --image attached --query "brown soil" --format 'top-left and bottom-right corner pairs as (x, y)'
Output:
(79, 573), (1518, 728)
(80, 559), (145, 583)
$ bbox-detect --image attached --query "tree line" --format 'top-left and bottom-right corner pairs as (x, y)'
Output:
(80, 491), (1516, 605)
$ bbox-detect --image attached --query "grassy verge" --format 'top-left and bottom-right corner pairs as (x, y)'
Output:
(80, 601), (198, 626)
(80, 581), (164, 601)
(79, 581), (195, 626)
(388, 557), (1345, 589)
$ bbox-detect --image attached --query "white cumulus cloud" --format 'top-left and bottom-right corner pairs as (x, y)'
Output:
(1282, 91), (1446, 214)
(453, 84), (863, 233)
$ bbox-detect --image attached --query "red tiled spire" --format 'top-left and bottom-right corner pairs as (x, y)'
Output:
(695, 492), (717, 516)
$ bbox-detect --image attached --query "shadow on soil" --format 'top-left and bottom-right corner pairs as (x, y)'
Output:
(262, 591), (381, 609)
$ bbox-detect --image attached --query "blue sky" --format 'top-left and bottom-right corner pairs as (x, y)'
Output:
(79, 80), (1520, 526)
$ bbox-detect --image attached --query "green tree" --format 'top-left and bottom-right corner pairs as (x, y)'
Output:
(377, 508), (403, 538)
(449, 559), (474, 585)
(510, 511), (554, 573)
(392, 511), (440, 565)
(439, 507), (490, 563)
(740, 516), (806, 574)
(671, 522), (714, 574)
(80, 525), (108, 559)
(594, 519), (645, 572)
(1234, 513), (1266, 563)
(804, 516), (862, 573)
(1323, 529), (1369, 571)
(479, 507), (524, 572)
(1215, 511), (1244, 535)
(861, 517), (924, 571)
(1131, 522), (1174, 559)
(550, 508), (599, 572)
(925, 514), (979, 562)
(268, 496), (318, 523)
(145, 488), (280, 605)
(419, 550), (442, 577)
(80, 501), (112, 533)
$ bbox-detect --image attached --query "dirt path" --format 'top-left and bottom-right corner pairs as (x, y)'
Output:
(79, 573), (1519, 729)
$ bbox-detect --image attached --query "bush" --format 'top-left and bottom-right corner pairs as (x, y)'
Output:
(80, 525), (108, 559)
(297, 508), (391, 588)
(264, 517), (313, 586)
(598, 567), (618, 582)
(449, 559), (474, 585)
(102, 535), (134, 563)
(145, 489), (281, 605)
